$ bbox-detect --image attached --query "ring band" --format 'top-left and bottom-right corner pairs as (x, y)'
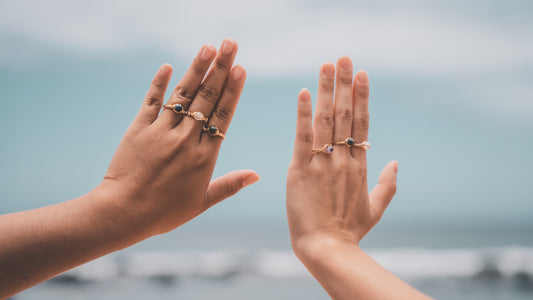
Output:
(203, 126), (225, 139)
(187, 111), (208, 123)
(312, 143), (333, 154)
(334, 137), (371, 150)
(164, 104), (187, 115)
(163, 104), (208, 124)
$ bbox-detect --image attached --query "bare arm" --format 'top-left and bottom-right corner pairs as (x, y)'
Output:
(0, 39), (260, 298)
(286, 57), (432, 300)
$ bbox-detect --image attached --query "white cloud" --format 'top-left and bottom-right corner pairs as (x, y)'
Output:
(1, 0), (532, 119)
(1, 0), (531, 73)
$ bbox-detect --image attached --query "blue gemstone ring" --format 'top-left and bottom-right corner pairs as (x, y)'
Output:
(202, 125), (225, 139)
(312, 143), (333, 154)
(334, 138), (371, 150)
(164, 104), (188, 115)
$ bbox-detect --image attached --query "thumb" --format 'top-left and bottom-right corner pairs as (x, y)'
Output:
(369, 161), (398, 220)
(205, 169), (260, 208)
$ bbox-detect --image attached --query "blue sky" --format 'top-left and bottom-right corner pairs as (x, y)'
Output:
(0, 0), (532, 229)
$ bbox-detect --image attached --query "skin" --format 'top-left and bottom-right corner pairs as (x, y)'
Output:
(286, 57), (433, 300)
(0, 38), (260, 298)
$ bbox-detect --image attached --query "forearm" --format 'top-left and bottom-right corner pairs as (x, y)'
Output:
(0, 187), (147, 298)
(295, 235), (433, 300)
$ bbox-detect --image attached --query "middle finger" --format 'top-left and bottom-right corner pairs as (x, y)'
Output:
(182, 38), (238, 131)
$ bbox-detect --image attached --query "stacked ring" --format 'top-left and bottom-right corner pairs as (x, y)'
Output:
(187, 111), (208, 123)
(312, 143), (334, 154)
(203, 126), (225, 139)
(164, 104), (187, 115)
(163, 104), (208, 124)
(334, 137), (371, 150)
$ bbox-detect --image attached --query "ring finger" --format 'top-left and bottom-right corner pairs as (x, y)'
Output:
(158, 44), (217, 127)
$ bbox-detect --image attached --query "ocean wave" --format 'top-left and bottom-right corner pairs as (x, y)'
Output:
(50, 247), (533, 284)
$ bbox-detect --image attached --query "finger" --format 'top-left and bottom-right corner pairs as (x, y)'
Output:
(157, 44), (216, 127)
(205, 170), (260, 208)
(183, 38), (238, 131)
(292, 88), (313, 165)
(202, 65), (246, 145)
(134, 64), (172, 126)
(312, 63), (335, 150)
(333, 56), (354, 151)
(369, 161), (398, 220)
(351, 70), (370, 157)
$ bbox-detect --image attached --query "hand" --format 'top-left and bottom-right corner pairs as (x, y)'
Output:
(286, 57), (398, 255)
(95, 38), (260, 237)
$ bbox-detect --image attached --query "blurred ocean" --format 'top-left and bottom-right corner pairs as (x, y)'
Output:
(11, 224), (533, 300)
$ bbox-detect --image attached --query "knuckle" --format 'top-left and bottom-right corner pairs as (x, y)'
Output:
(174, 87), (195, 102)
(190, 58), (206, 75)
(338, 76), (353, 86)
(144, 95), (160, 107)
(338, 107), (353, 122)
(320, 80), (334, 93)
(214, 59), (229, 72)
(316, 112), (334, 128)
(299, 107), (313, 119)
(214, 105), (232, 121)
(199, 85), (220, 103)
(298, 132), (313, 144)
(354, 116), (370, 129)
(152, 79), (166, 89)
(357, 85), (370, 98)
(225, 181), (240, 197)
(190, 149), (210, 167)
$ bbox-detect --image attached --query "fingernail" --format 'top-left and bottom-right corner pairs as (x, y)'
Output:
(338, 56), (352, 70)
(393, 161), (399, 174)
(158, 64), (171, 75)
(300, 88), (311, 103)
(322, 64), (335, 78)
(357, 70), (369, 84)
(232, 65), (243, 80)
(243, 174), (260, 187)
(221, 39), (235, 55)
(201, 44), (215, 61)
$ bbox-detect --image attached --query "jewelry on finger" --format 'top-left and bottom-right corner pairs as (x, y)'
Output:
(187, 111), (208, 123)
(164, 104), (187, 116)
(334, 138), (371, 150)
(312, 143), (334, 154)
(202, 126), (225, 139)
(334, 137), (356, 147)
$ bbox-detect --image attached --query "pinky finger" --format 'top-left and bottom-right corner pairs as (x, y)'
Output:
(292, 88), (314, 165)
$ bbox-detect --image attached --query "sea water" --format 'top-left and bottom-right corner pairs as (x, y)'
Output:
(13, 224), (533, 300)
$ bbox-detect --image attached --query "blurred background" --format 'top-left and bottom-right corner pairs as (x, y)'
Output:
(1, 0), (532, 299)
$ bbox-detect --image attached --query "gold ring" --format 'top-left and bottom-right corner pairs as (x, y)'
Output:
(312, 143), (333, 154)
(203, 126), (225, 139)
(334, 137), (371, 150)
(187, 111), (208, 123)
(164, 104), (187, 115)
(333, 137), (371, 150)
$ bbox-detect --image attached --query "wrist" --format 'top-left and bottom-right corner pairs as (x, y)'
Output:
(291, 231), (360, 267)
(88, 181), (155, 244)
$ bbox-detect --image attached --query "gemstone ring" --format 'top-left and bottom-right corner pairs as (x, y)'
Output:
(334, 137), (371, 150)
(187, 110), (208, 123)
(312, 143), (334, 154)
(163, 104), (208, 124)
(164, 103), (188, 115)
(202, 126), (225, 139)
